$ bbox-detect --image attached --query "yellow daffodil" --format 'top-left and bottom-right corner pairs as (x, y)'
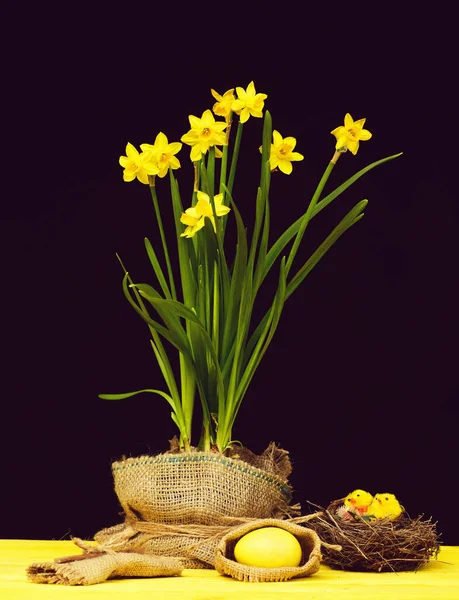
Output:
(180, 191), (231, 237)
(232, 81), (267, 123)
(181, 110), (227, 162)
(140, 132), (182, 178)
(179, 206), (206, 238)
(211, 88), (235, 121)
(119, 143), (159, 184)
(331, 113), (372, 155)
(268, 130), (304, 175)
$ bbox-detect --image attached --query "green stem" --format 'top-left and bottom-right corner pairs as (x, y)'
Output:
(149, 181), (177, 300)
(227, 120), (244, 196)
(285, 156), (337, 277)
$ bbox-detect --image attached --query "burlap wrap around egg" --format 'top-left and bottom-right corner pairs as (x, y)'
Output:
(215, 519), (322, 582)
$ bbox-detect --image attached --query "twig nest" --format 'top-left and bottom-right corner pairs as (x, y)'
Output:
(305, 499), (440, 572)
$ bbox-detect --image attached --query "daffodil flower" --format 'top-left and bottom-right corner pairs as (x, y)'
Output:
(179, 206), (206, 238)
(181, 110), (227, 162)
(331, 113), (372, 155)
(140, 132), (182, 178)
(119, 143), (159, 184)
(232, 81), (267, 123)
(269, 130), (304, 175)
(180, 191), (231, 237)
(211, 88), (235, 121)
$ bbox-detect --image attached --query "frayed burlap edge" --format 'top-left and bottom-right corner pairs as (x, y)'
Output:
(215, 519), (323, 582)
(26, 542), (183, 586)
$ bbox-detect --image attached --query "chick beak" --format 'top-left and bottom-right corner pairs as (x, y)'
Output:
(377, 498), (382, 504)
(349, 499), (356, 505)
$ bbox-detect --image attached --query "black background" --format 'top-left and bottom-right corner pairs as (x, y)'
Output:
(2, 4), (458, 545)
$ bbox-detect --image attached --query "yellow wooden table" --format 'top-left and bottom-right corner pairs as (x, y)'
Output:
(1, 540), (458, 599)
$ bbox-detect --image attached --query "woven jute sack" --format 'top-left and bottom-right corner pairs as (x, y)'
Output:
(215, 519), (322, 582)
(112, 451), (294, 525)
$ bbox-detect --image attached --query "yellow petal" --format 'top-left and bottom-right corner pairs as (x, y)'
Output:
(119, 156), (129, 167)
(154, 132), (168, 148)
(235, 87), (246, 100)
(190, 145), (202, 162)
(353, 118), (366, 129)
(123, 170), (136, 182)
(283, 136), (297, 149)
(216, 204), (230, 217)
(231, 99), (243, 113)
(196, 191), (210, 204)
(202, 109), (214, 127)
(344, 113), (354, 129)
(137, 169), (149, 184)
(249, 108), (263, 118)
(335, 135), (348, 149)
(168, 156), (181, 169)
(214, 121), (228, 131)
(167, 142), (182, 155)
(189, 115), (201, 129)
(140, 143), (154, 152)
(180, 212), (198, 226)
(211, 89), (222, 101)
(215, 147), (223, 158)
(269, 154), (279, 170)
(347, 140), (359, 155)
(195, 217), (206, 232)
(181, 131), (198, 144)
(240, 107), (250, 123)
(278, 160), (293, 175)
(184, 206), (200, 218)
(331, 125), (346, 137)
(125, 142), (139, 159)
(246, 81), (256, 96)
(290, 152), (304, 162)
(272, 130), (282, 145)
(196, 196), (212, 217)
(358, 128), (372, 140)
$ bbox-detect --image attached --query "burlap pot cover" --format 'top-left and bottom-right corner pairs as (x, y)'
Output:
(112, 451), (294, 526)
(215, 519), (322, 582)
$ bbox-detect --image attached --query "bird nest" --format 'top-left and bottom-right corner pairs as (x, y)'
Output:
(305, 499), (440, 572)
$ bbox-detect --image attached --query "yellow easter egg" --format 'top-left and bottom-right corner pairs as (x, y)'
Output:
(233, 526), (302, 568)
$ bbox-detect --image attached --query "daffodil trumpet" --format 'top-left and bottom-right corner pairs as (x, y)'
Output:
(102, 85), (401, 452)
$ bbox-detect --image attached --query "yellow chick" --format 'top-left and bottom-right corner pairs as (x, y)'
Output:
(368, 493), (403, 520)
(343, 489), (374, 516)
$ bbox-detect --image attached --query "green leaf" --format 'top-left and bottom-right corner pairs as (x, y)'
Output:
(286, 200), (368, 299)
(144, 237), (172, 300)
(122, 274), (193, 360)
(220, 186), (248, 364)
(99, 389), (176, 411)
(314, 153), (402, 217)
(169, 171), (196, 305)
(264, 153), (402, 283)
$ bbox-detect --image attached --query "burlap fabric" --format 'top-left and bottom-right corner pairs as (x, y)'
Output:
(27, 540), (182, 585)
(93, 450), (298, 567)
(215, 519), (322, 582)
(112, 451), (294, 524)
(28, 447), (310, 585)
